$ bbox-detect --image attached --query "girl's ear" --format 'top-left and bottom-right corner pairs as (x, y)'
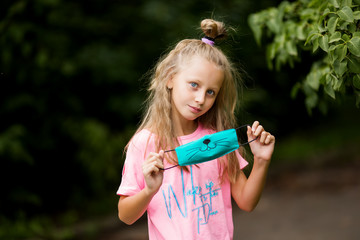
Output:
(166, 77), (173, 90)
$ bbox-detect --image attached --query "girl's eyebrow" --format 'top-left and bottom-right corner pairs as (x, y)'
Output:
(210, 86), (220, 91)
(188, 78), (221, 91)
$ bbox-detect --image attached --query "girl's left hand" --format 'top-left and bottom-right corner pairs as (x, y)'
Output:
(247, 121), (275, 162)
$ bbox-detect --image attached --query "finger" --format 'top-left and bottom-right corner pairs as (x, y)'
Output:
(148, 165), (159, 174)
(143, 164), (155, 176)
(146, 152), (157, 162)
(264, 134), (272, 144)
(247, 126), (253, 138)
(260, 131), (268, 143)
(143, 153), (159, 169)
(251, 121), (259, 132)
(156, 150), (165, 168)
(154, 158), (164, 169)
(264, 133), (272, 144)
(147, 151), (163, 163)
(148, 151), (165, 169)
(254, 125), (264, 137)
(159, 150), (164, 160)
(144, 161), (161, 175)
(152, 164), (161, 173)
(269, 135), (276, 144)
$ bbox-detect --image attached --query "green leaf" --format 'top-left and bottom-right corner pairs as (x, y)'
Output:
(305, 65), (326, 90)
(275, 49), (288, 71)
(319, 35), (329, 52)
(304, 85), (318, 113)
(348, 23), (356, 33)
(329, 44), (338, 52)
(305, 72), (319, 90)
(329, 0), (340, 8)
(335, 44), (347, 61)
(347, 37), (360, 57)
(329, 31), (342, 43)
(327, 17), (339, 34)
(313, 38), (319, 52)
(333, 75), (343, 91)
(296, 22), (307, 40)
(326, 72), (337, 85)
(290, 82), (302, 99)
(305, 30), (319, 46)
(329, 45), (339, 63)
(266, 17), (281, 34)
(339, 20), (350, 30)
(348, 55), (360, 73)
(354, 11), (360, 20)
(248, 14), (263, 46)
(323, 8), (331, 17)
(329, 44), (342, 62)
(337, 6), (354, 22)
(285, 41), (297, 56)
(266, 42), (276, 60)
(341, 0), (352, 7)
(342, 34), (350, 41)
(324, 80), (336, 99)
(353, 75), (360, 89)
(317, 22), (327, 33)
(333, 59), (347, 76)
(266, 43), (275, 70)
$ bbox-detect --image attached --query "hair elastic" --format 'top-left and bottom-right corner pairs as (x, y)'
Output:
(201, 36), (215, 46)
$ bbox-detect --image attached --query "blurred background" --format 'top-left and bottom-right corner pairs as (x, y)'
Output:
(1, 0), (359, 239)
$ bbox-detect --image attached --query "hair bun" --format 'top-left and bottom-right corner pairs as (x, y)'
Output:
(200, 19), (227, 40)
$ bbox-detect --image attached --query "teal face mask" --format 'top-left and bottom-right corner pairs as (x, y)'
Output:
(162, 124), (256, 170)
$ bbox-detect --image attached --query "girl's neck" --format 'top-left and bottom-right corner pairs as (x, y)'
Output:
(173, 119), (198, 137)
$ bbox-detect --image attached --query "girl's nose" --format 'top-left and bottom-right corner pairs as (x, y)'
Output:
(195, 91), (206, 104)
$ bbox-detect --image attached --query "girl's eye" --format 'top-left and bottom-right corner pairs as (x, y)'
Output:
(190, 82), (198, 88)
(207, 90), (215, 96)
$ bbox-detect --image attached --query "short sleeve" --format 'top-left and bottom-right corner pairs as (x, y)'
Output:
(235, 150), (248, 170)
(116, 133), (148, 196)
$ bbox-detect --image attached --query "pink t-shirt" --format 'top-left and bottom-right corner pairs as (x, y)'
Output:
(117, 124), (248, 240)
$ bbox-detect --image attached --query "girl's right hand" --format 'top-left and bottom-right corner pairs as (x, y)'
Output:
(142, 150), (164, 195)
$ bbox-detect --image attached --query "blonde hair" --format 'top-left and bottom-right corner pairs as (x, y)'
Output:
(129, 19), (244, 183)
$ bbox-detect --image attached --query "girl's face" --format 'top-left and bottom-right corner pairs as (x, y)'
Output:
(167, 56), (224, 128)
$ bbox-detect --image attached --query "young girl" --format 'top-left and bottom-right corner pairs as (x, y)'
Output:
(117, 19), (275, 239)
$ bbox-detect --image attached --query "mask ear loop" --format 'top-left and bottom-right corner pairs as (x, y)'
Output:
(159, 149), (179, 170)
(159, 163), (179, 170)
(160, 124), (258, 170)
(235, 124), (259, 146)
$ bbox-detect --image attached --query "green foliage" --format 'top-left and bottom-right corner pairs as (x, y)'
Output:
(248, 0), (360, 113)
(0, 0), (141, 236)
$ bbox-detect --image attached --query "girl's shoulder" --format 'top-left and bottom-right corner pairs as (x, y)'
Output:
(125, 129), (157, 159)
(129, 129), (155, 148)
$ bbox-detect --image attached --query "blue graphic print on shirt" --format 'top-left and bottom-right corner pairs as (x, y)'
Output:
(162, 166), (221, 234)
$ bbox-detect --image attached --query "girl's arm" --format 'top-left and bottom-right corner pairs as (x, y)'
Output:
(231, 121), (275, 212)
(118, 151), (164, 225)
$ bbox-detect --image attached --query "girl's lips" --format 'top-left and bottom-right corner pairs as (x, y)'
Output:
(189, 105), (201, 113)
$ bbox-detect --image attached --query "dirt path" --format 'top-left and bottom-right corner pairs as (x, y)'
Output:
(101, 164), (360, 240)
(233, 165), (360, 240)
